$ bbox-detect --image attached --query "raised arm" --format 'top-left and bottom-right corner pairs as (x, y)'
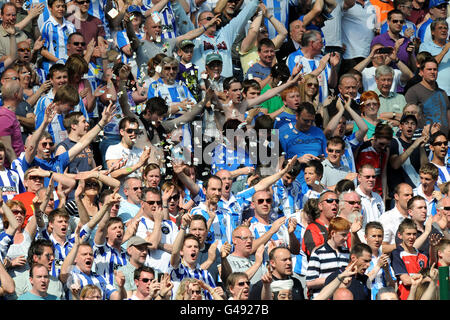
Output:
(170, 213), (191, 268)
(239, 7), (263, 54)
(68, 101), (116, 162)
(25, 103), (57, 165)
(0, 192), (19, 236)
(93, 191), (121, 245)
(253, 155), (297, 192)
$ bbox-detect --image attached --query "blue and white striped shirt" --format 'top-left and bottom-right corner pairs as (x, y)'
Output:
(0, 168), (24, 202)
(35, 90), (89, 145)
(248, 216), (290, 248)
(366, 248), (396, 300)
(0, 231), (13, 263)
(41, 16), (77, 75)
(191, 202), (237, 249)
(272, 178), (302, 219)
(93, 242), (128, 285)
(88, 0), (110, 38)
(67, 266), (117, 300)
(288, 53), (331, 103)
(37, 225), (91, 277)
(168, 261), (216, 300)
(141, 1), (177, 39)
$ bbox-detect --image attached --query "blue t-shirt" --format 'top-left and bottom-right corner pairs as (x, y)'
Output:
(18, 291), (59, 300)
(274, 111), (297, 129)
(278, 124), (327, 160)
(246, 62), (271, 81)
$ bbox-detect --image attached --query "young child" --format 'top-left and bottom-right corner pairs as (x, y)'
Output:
(176, 40), (201, 102)
(40, 0), (77, 76)
(391, 218), (428, 300)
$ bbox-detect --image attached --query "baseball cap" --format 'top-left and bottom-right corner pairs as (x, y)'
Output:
(128, 5), (143, 14)
(178, 39), (195, 50)
(429, 0), (448, 8)
(400, 114), (418, 124)
(205, 53), (222, 65)
(126, 236), (150, 249)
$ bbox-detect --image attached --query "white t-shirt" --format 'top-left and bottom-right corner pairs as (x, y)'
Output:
(361, 67), (404, 92)
(322, 0), (344, 47)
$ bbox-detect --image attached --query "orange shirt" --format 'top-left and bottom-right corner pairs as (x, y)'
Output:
(12, 192), (36, 228)
(370, 0), (394, 24)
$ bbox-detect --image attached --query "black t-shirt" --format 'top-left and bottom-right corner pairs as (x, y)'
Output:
(387, 136), (422, 196)
(325, 268), (371, 300)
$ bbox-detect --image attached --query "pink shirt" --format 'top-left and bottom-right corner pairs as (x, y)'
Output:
(0, 106), (25, 165)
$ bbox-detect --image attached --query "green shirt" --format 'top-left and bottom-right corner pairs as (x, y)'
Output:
(260, 84), (284, 113)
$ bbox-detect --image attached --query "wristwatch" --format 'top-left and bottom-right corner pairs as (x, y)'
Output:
(392, 112), (396, 119)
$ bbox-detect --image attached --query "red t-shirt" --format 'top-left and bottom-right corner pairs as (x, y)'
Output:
(355, 141), (388, 197)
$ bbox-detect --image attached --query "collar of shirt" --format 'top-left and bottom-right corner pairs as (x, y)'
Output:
(0, 25), (20, 37)
(49, 15), (71, 28)
(356, 185), (377, 201)
(374, 87), (395, 99)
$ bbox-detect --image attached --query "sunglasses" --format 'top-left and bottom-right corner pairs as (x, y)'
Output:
(146, 200), (162, 205)
(168, 194), (180, 202)
(306, 83), (319, 88)
(441, 206), (450, 210)
(72, 41), (86, 46)
(435, 3), (447, 9)
(191, 289), (202, 295)
(256, 198), (272, 204)
(28, 175), (44, 181)
(132, 186), (143, 191)
(327, 148), (342, 154)
(163, 66), (178, 71)
(12, 210), (25, 215)
(18, 48), (31, 52)
(41, 142), (54, 147)
(344, 200), (361, 205)
(77, 0), (90, 4)
(433, 141), (447, 147)
(323, 198), (339, 204)
(391, 19), (405, 24)
(362, 175), (376, 179)
(140, 278), (153, 283)
(125, 128), (140, 134)
(235, 235), (255, 241)
(237, 281), (250, 286)
(85, 182), (99, 189)
(203, 16), (213, 21)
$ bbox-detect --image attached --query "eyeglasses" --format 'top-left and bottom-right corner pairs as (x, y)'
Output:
(168, 194), (180, 202)
(140, 278), (153, 283)
(132, 186), (143, 191)
(432, 141), (447, 147)
(41, 142), (54, 147)
(306, 83), (319, 88)
(237, 281), (250, 286)
(191, 290), (202, 295)
(391, 19), (405, 24)
(363, 102), (379, 108)
(18, 48), (31, 52)
(323, 198), (339, 204)
(72, 41), (86, 46)
(163, 66), (178, 71)
(235, 235), (255, 241)
(202, 16), (213, 21)
(256, 198), (272, 204)
(12, 210), (25, 215)
(441, 206), (450, 210)
(301, 119), (315, 124)
(125, 128), (140, 134)
(327, 148), (342, 154)
(146, 200), (162, 205)
(344, 200), (361, 205)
